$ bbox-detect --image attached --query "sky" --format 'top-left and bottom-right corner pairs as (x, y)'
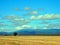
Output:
(0, 0), (60, 32)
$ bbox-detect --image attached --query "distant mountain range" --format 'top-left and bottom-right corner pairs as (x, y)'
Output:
(0, 29), (60, 36)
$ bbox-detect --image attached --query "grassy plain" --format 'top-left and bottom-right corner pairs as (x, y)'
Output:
(0, 36), (60, 45)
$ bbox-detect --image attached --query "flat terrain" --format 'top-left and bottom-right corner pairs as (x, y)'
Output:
(0, 36), (60, 45)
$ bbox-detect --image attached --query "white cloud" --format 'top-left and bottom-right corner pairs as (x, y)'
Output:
(43, 14), (60, 20)
(37, 15), (43, 19)
(44, 14), (53, 19)
(24, 7), (30, 10)
(33, 26), (38, 29)
(30, 11), (38, 15)
(22, 25), (31, 29)
(3, 15), (19, 20)
(44, 24), (60, 29)
(42, 27), (48, 29)
(30, 16), (36, 20)
(15, 25), (32, 30)
(16, 26), (23, 30)
(29, 14), (60, 20)
(14, 18), (24, 21)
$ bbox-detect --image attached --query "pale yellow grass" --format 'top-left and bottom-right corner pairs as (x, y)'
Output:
(0, 36), (60, 45)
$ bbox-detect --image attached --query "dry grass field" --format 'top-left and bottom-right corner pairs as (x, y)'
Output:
(0, 36), (60, 45)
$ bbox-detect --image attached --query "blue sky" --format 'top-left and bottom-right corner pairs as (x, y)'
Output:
(0, 0), (60, 32)
(0, 0), (60, 15)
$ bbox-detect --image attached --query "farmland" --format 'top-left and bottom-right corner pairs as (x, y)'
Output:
(0, 36), (60, 45)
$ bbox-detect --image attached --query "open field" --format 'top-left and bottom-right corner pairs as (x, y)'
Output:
(0, 36), (60, 45)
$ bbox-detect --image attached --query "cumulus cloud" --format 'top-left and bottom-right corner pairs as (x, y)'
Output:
(42, 27), (48, 29)
(3, 15), (30, 26)
(22, 25), (30, 27)
(33, 26), (38, 29)
(24, 7), (30, 10)
(30, 16), (36, 20)
(30, 11), (38, 15)
(16, 26), (23, 30)
(13, 18), (25, 22)
(37, 14), (55, 20)
(44, 24), (60, 29)
(37, 15), (43, 19)
(3, 15), (19, 20)
(43, 14), (60, 20)
(15, 25), (32, 30)
(40, 24), (60, 29)
(29, 14), (60, 20)
(4, 14), (60, 21)
(1, 14), (60, 30)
